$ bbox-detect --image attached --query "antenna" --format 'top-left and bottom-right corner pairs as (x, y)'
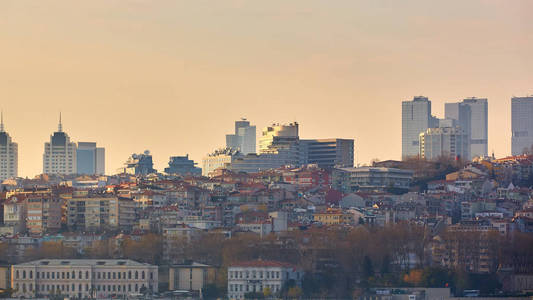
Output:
(58, 112), (63, 132)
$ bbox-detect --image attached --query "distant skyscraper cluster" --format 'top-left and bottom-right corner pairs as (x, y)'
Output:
(203, 119), (354, 176)
(402, 96), (488, 161)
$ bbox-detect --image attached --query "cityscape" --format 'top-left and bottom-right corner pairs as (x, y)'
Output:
(1, 1), (533, 300)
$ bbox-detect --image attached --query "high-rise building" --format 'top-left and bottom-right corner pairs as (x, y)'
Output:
(512, 96), (533, 155)
(164, 154), (201, 176)
(300, 138), (354, 168)
(76, 142), (106, 175)
(226, 118), (256, 155)
(402, 96), (436, 159)
(446, 98), (488, 159)
(419, 127), (469, 161)
(121, 151), (156, 175)
(43, 114), (77, 175)
(0, 113), (18, 180)
(259, 122), (299, 153)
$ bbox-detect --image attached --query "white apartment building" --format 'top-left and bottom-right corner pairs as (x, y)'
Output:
(0, 114), (18, 180)
(419, 127), (469, 161)
(43, 116), (77, 175)
(227, 260), (303, 300)
(11, 259), (158, 298)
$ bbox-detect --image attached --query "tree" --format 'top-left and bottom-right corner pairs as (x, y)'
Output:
(287, 286), (303, 299)
(403, 269), (423, 286)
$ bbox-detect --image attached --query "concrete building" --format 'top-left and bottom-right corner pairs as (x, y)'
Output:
(332, 167), (413, 193)
(0, 113), (18, 180)
(26, 193), (62, 235)
(227, 260), (303, 300)
(446, 98), (488, 159)
(76, 142), (105, 175)
(168, 262), (217, 292)
(121, 151), (156, 175)
(202, 148), (239, 176)
(228, 150), (299, 174)
(259, 122), (299, 155)
(164, 155), (201, 176)
(11, 259), (158, 298)
(419, 127), (469, 161)
(300, 138), (354, 168)
(402, 96), (437, 159)
(43, 114), (77, 175)
(512, 96), (533, 155)
(67, 192), (135, 231)
(226, 118), (256, 155)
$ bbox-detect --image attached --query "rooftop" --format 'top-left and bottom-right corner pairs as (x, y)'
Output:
(14, 259), (155, 267)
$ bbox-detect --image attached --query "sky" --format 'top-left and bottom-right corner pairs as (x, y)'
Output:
(1, 0), (532, 177)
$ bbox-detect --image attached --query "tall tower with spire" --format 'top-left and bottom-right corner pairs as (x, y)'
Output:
(0, 112), (18, 180)
(43, 113), (77, 175)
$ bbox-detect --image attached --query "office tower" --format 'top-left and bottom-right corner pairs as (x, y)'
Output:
(446, 98), (488, 159)
(259, 122), (299, 153)
(164, 154), (201, 176)
(0, 113), (18, 180)
(300, 138), (354, 168)
(76, 142), (106, 175)
(226, 118), (256, 154)
(96, 147), (105, 175)
(419, 127), (469, 161)
(512, 96), (533, 155)
(402, 96), (435, 159)
(43, 114), (77, 175)
(121, 151), (156, 175)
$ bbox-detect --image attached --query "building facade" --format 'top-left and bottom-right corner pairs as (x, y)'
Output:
(26, 193), (62, 235)
(332, 167), (413, 193)
(463, 97), (488, 158)
(419, 127), (470, 161)
(512, 96), (533, 155)
(300, 138), (354, 168)
(402, 96), (436, 159)
(11, 259), (158, 298)
(226, 118), (256, 155)
(76, 142), (105, 175)
(227, 260), (303, 300)
(0, 115), (18, 180)
(43, 116), (77, 175)
(121, 151), (156, 175)
(168, 262), (217, 292)
(164, 155), (201, 176)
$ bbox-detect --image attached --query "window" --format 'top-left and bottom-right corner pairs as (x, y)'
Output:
(86, 271), (89, 279)
(79, 271), (82, 279)
(72, 271), (75, 279)
(142, 271), (145, 279)
(15, 270), (19, 279)
(135, 271), (138, 279)
(22, 270), (26, 279)
(150, 272), (153, 280)
(128, 271), (132, 279)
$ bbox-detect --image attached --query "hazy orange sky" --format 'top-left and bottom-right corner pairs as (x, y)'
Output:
(1, 0), (532, 177)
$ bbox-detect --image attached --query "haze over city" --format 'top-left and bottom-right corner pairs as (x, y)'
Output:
(1, 0), (533, 177)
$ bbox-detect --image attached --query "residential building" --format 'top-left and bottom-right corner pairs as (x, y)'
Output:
(168, 262), (217, 292)
(300, 138), (354, 168)
(25, 193), (62, 235)
(0, 113), (18, 180)
(512, 96), (533, 155)
(332, 167), (413, 193)
(2, 195), (26, 234)
(226, 118), (256, 155)
(402, 96), (436, 158)
(67, 192), (134, 231)
(11, 259), (158, 298)
(164, 155), (201, 176)
(419, 127), (470, 161)
(76, 142), (105, 175)
(121, 151), (155, 175)
(43, 115), (77, 175)
(313, 208), (354, 225)
(227, 260), (303, 300)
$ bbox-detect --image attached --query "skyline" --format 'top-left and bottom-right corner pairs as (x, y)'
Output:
(1, 0), (533, 177)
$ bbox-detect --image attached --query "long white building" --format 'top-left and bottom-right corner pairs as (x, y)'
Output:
(43, 115), (77, 175)
(419, 127), (469, 161)
(227, 260), (303, 300)
(0, 114), (18, 180)
(11, 259), (158, 299)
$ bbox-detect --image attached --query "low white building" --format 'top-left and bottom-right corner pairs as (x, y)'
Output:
(227, 260), (303, 300)
(11, 259), (158, 299)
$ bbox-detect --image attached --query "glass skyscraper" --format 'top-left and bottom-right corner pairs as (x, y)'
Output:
(512, 96), (533, 155)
